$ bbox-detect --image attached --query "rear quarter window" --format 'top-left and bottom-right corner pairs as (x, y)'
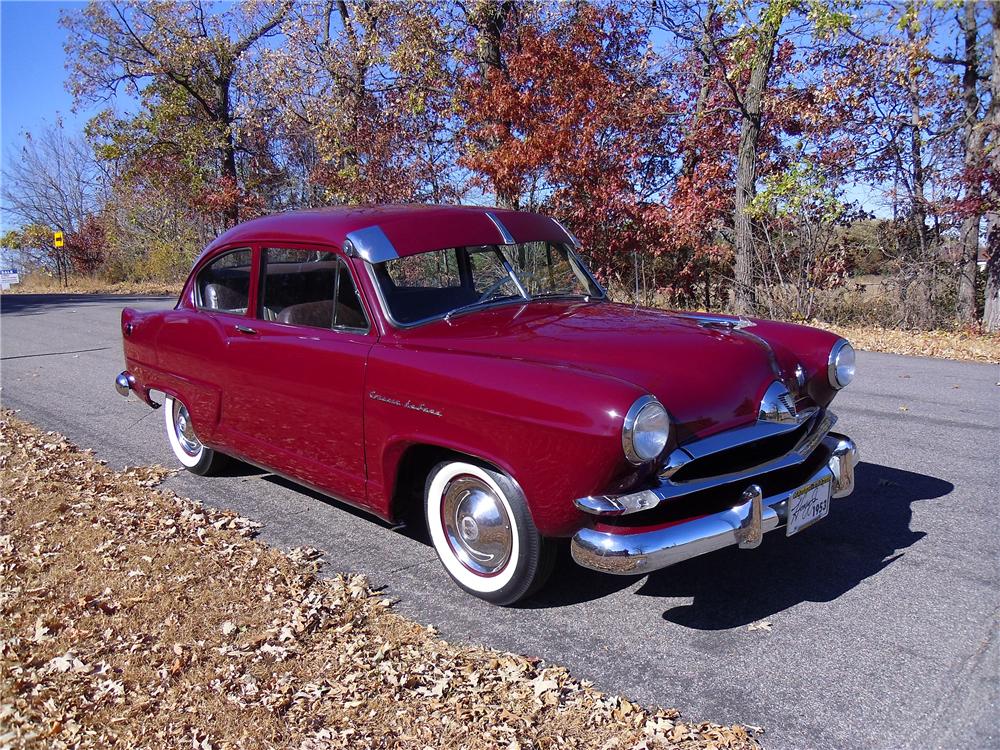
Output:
(196, 249), (252, 314)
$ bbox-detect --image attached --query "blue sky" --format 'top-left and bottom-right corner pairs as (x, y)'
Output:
(1, 2), (93, 161)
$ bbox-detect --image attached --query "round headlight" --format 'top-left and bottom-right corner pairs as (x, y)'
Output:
(828, 340), (855, 389)
(622, 396), (670, 464)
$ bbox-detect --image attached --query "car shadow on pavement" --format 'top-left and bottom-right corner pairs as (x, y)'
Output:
(633, 461), (951, 629)
(522, 462), (951, 617)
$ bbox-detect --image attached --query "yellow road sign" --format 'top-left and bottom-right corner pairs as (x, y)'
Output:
(54, 231), (64, 248)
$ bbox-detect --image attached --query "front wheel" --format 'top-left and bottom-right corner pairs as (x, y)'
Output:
(163, 396), (228, 476)
(425, 460), (555, 605)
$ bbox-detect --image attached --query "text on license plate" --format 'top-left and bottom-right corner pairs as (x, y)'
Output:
(786, 475), (832, 536)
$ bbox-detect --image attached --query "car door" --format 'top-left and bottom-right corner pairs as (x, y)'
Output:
(222, 244), (375, 506)
(155, 246), (256, 450)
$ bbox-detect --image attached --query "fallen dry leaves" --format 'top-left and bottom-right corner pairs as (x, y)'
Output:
(0, 412), (761, 750)
(805, 321), (1000, 364)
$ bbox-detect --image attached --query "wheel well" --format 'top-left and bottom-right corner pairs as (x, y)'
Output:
(391, 444), (500, 525)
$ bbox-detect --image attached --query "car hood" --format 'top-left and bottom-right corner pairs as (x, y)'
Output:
(398, 301), (789, 440)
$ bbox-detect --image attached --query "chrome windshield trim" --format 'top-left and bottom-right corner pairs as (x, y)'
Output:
(550, 217), (581, 247)
(575, 410), (836, 516)
(484, 211), (516, 245)
(497, 249), (531, 300)
(344, 225), (398, 264)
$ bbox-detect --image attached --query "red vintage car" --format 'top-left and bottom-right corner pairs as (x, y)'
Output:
(115, 205), (858, 604)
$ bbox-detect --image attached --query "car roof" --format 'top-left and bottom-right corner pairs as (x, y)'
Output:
(198, 204), (576, 264)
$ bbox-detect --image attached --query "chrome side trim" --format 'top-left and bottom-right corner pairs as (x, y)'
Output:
(344, 225), (399, 264)
(571, 437), (856, 575)
(484, 211), (515, 245)
(574, 410), (835, 516)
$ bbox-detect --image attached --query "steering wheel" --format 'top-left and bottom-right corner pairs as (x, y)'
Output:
(477, 277), (513, 303)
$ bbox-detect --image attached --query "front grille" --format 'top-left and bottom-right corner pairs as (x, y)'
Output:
(669, 417), (814, 483)
(599, 442), (831, 530)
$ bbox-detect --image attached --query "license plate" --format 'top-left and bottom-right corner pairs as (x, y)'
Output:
(786, 475), (832, 536)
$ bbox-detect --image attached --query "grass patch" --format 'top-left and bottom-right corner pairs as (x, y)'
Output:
(2, 274), (182, 297)
(0, 412), (760, 749)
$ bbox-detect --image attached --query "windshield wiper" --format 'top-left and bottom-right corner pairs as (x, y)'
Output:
(443, 295), (523, 322)
(528, 292), (595, 301)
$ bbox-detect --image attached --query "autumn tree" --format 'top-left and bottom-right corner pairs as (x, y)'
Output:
(0, 224), (69, 284)
(984, 1), (1000, 333)
(254, 0), (460, 206)
(63, 1), (292, 226)
(460, 2), (676, 282)
(1, 122), (104, 240)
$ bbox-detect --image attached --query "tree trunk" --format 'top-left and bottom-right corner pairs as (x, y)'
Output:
(906, 16), (929, 265)
(983, 1), (1000, 332)
(217, 76), (239, 227)
(957, 0), (983, 325)
(681, 1), (715, 180)
(731, 5), (784, 315)
(473, 1), (517, 209)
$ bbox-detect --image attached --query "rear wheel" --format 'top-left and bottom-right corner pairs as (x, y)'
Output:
(425, 460), (555, 605)
(164, 396), (228, 476)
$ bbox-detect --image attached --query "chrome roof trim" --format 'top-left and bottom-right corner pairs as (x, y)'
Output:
(344, 225), (399, 264)
(484, 211), (516, 245)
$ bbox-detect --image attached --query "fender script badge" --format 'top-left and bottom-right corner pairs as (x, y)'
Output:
(369, 390), (443, 417)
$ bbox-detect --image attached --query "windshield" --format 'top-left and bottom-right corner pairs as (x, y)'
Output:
(372, 241), (603, 325)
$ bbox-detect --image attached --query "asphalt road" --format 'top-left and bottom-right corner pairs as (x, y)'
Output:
(2, 293), (998, 750)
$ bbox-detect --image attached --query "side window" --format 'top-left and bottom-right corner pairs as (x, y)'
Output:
(259, 247), (368, 331)
(197, 249), (252, 314)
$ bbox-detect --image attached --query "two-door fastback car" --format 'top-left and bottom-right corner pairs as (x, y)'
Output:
(115, 205), (859, 604)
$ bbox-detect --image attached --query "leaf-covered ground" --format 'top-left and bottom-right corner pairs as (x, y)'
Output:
(806, 321), (1000, 364)
(0, 412), (761, 750)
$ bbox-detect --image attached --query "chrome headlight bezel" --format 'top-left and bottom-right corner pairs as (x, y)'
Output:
(622, 395), (671, 465)
(828, 339), (855, 389)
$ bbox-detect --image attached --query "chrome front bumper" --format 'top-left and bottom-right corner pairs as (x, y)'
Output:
(571, 433), (859, 575)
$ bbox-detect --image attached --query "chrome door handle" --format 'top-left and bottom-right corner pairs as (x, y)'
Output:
(234, 325), (258, 335)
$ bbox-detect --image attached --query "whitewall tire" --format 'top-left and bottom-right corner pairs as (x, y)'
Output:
(163, 396), (227, 476)
(425, 460), (554, 605)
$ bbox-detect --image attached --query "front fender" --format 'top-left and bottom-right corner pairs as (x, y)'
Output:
(365, 345), (647, 537)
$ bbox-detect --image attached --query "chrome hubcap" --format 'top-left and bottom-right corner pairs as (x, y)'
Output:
(441, 475), (512, 576)
(172, 400), (202, 457)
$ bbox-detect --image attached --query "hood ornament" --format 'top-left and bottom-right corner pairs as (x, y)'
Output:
(759, 381), (799, 424)
(679, 313), (756, 331)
